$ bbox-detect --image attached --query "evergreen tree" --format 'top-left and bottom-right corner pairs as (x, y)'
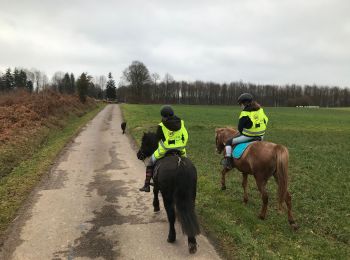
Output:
(14, 68), (22, 88)
(0, 73), (5, 92)
(106, 72), (117, 100)
(4, 68), (14, 91)
(77, 73), (89, 103)
(19, 70), (27, 88)
(63, 73), (71, 93)
(26, 80), (34, 93)
(70, 73), (75, 94)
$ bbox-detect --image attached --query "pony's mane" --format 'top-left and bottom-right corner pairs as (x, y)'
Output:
(140, 131), (159, 156)
(142, 132), (158, 144)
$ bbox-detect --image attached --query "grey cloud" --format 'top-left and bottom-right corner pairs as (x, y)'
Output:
(0, 0), (349, 86)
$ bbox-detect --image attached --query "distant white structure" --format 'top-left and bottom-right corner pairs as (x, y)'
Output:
(296, 106), (320, 108)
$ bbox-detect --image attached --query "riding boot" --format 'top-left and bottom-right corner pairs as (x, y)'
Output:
(139, 166), (154, 192)
(223, 156), (233, 169)
(223, 145), (234, 169)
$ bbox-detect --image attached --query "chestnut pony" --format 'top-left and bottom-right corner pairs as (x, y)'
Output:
(215, 127), (298, 229)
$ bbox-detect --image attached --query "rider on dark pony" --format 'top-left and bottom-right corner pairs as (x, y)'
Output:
(139, 105), (188, 192)
(223, 93), (269, 169)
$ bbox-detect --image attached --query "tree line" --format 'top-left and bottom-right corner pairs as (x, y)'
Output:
(118, 80), (350, 107)
(117, 61), (349, 107)
(0, 68), (117, 103)
(1, 62), (349, 107)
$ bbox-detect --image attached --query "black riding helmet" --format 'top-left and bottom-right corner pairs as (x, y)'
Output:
(237, 93), (253, 104)
(160, 105), (174, 118)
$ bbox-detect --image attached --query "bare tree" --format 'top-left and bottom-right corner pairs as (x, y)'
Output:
(52, 71), (65, 92)
(151, 72), (160, 85)
(42, 74), (49, 90)
(99, 75), (107, 98)
(34, 70), (43, 91)
(122, 61), (152, 102)
(163, 73), (174, 84)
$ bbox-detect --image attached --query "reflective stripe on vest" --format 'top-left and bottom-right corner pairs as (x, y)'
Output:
(239, 108), (268, 137)
(159, 120), (188, 150)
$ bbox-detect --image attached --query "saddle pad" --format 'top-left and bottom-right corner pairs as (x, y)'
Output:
(232, 141), (255, 159)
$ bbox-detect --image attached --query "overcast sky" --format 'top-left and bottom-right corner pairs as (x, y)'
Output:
(0, 0), (349, 86)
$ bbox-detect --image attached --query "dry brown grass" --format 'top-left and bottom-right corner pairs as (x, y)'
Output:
(0, 90), (95, 144)
(0, 90), (97, 178)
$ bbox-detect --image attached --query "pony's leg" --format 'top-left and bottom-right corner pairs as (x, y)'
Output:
(221, 168), (229, 190)
(255, 176), (268, 220)
(192, 178), (197, 203)
(242, 173), (249, 204)
(285, 191), (299, 230)
(153, 187), (160, 212)
(188, 236), (197, 254)
(162, 193), (176, 243)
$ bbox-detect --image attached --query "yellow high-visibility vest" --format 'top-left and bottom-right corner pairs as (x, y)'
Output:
(239, 108), (268, 136)
(154, 120), (188, 159)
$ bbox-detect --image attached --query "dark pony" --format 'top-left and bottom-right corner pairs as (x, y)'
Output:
(137, 132), (200, 254)
(215, 127), (298, 230)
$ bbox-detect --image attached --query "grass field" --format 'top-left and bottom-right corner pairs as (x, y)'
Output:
(121, 104), (350, 259)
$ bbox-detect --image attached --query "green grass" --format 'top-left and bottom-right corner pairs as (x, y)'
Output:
(121, 104), (350, 259)
(0, 103), (106, 237)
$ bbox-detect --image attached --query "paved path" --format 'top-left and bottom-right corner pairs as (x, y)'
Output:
(0, 105), (221, 260)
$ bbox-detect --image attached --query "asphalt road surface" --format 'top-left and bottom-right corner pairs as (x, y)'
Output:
(0, 105), (221, 260)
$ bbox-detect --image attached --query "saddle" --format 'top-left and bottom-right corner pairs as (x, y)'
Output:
(152, 149), (183, 185)
(164, 149), (182, 157)
(232, 137), (262, 159)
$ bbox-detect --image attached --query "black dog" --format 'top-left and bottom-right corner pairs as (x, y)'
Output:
(121, 122), (127, 134)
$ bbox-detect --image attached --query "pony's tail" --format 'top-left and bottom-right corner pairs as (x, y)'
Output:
(275, 144), (289, 207)
(174, 159), (200, 238)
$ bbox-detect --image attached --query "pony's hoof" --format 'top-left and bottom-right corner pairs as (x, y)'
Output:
(167, 233), (176, 243)
(221, 186), (226, 190)
(258, 215), (265, 220)
(290, 222), (299, 231)
(188, 242), (197, 254)
(167, 237), (176, 243)
(154, 206), (160, 212)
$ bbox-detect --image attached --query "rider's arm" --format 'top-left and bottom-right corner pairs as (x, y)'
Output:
(238, 116), (252, 133)
(156, 125), (165, 142)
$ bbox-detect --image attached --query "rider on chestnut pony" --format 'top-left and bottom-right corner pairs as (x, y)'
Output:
(223, 93), (269, 169)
